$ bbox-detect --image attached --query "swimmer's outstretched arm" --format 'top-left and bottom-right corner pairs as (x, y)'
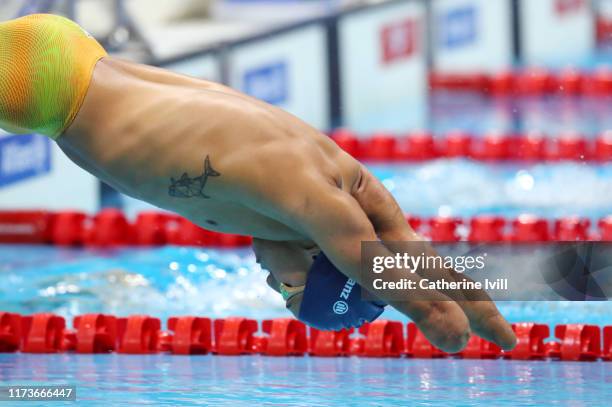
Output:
(256, 170), (516, 353)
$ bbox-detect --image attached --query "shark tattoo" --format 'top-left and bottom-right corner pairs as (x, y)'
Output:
(168, 155), (221, 199)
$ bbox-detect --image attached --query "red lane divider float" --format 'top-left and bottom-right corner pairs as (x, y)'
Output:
(429, 67), (612, 96)
(2, 313), (609, 361)
(1, 211), (612, 246)
(330, 129), (612, 162)
(0, 209), (252, 247)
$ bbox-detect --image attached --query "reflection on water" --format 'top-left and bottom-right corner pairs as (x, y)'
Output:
(0, 354), (609, 406)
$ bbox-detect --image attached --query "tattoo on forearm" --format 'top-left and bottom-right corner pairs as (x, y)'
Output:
(168, 155), (220, 199)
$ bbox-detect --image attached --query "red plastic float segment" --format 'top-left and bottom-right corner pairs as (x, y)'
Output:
(598, 217), (612, 241)
(0, 312), (23, 352)
(361, 133), (396, 161)
(51, 211), (88, 246)
(468, 216), (505, 242)
(603, 326), (611, 361)
(133, 212), (174, 246)
(117, 315), (161, 354)
(428, 217), (461, 242)
(330, 129), (362, 159)
(21, 313), (66, 353)
(554, 218), (590, 241)
(511, 215), (550, 242)
(429, 72), (491, 92)
(583, 67), (612, 96)
(547, 134), (589, 161)
(213, 317), (258, 355)
(557, 68), (584, 95)
(595, 131), (612, 162)
(504, 323), (550, 360)
(355, 320), (405, 357)
(551, 324), (601, 361)
(84, 209), (133, 247)
(73, 314), (117, 354)
(309, 328), (353, 357)
(470, 134), (513, 161)
(440, 131), (472, 158)
(166, 316), (212, 355)
(216, 233), (252, 248)
(406, 323), (447, 358)
(457, 335), (502, 359)
(395, 132), (437, 161)
(166, 217), (218, 247)
(0, 211), (52, 244)
(516, 133), (547, 161)
(516, 68), (557, 95)
(259, 318), (307, 356)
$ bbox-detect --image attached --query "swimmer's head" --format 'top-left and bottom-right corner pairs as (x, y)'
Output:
(297, 253), (386, 331)
(0, 14), (107, 139)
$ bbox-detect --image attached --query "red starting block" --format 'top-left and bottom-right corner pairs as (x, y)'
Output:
(406, 323), (447, 358)
(117, 315), (161, 354)
(0, 312), (23, 352)
(72, 314), (117, 353)
(309, 328), (353, 357)
(84, 209), (133, 247)
(258, 318), (307, 356)
(21, 313), (66, 353)
(351, 320), (404, 357)
(51, 211), (87, 246)
(547, 324), (601, 361)
(164, 316), (212, 355)
(458, 335), (502, 359)
(603, 326), (611, 361)
(504, 323), (549, 360)
(213, 317), (258, 355)
(0, 211), (52, 244)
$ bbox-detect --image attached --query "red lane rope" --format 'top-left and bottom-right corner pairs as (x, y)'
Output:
(0, 211), (611, 246)
(330, 130), (612, 162)
(0, 313), (609, 361)
(429, 67), (612, 96)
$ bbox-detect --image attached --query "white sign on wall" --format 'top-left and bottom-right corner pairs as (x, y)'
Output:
(0, 131), (99, 212)
(163, 54), (221, 82)
(227, 25), (329, 130)
(520, 0), (595, 66)
(338, 0), (428, 134)
(433, 0), (513, 73)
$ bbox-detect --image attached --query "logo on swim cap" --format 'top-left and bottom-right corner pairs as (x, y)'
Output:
(333, 300), (349, 315)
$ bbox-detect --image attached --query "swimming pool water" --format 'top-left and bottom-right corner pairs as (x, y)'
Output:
(0, 354), (609, 406)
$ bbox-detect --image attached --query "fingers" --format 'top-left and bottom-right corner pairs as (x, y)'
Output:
(350, 170), (516, 350)
(396, 299), (471, 353)
(458, 300), (517, 351)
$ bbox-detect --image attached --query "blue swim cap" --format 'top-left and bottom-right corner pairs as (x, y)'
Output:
(298, 252), (386, 331)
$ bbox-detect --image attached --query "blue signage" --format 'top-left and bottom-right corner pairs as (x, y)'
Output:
(243, 61), (288, 105)
(0, 134), (51, 188)
(440, 6), (477, 48)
